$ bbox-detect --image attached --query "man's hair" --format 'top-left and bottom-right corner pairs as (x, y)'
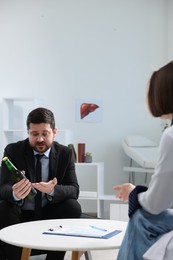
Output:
(147, 61), (173, 117)
(26, 107), (55, 130)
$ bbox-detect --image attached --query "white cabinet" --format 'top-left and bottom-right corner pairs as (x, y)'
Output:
(75, 162), (104, 218)
(55, 129), (73, 146)
(2, 98), (39, 156)
(3, 97), (39, 130)
(110, 203), (129, 222)
(75, 162), (122, 218)
(2, 98), (73, 157)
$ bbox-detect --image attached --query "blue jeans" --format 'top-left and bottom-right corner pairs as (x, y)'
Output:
(117, 208), (173, 260)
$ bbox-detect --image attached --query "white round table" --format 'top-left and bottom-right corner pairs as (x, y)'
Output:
(0, 218), (127, 260)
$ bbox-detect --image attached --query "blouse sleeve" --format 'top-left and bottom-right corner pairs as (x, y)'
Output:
(133, 127), (173, 215)
(128, 185), (148, 217)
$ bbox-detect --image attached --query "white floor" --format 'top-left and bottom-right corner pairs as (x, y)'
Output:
(30, 249), (119, 259)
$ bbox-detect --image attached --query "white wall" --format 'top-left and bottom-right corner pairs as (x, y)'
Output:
(0, 1), (172, 210)
(167, 0), (173, 57)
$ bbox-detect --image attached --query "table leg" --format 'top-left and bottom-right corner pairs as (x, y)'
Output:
(72, 251), (92, 260)
(21, 247), (31, 260)
(85, 251), (92, 260)
(72, 251), (85, 260)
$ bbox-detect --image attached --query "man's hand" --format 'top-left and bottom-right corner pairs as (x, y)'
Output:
(113, 183), (135, 202)
(32, 177), (57, 194)
(12, 178), (32, 200)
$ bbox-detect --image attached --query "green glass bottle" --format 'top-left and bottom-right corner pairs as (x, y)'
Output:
(2, 156), (37, 200)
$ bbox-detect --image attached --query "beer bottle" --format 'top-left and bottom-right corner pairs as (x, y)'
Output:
(2, 156), (37, 200)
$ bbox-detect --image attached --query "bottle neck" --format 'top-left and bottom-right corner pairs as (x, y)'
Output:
(4, 159), (17, 171)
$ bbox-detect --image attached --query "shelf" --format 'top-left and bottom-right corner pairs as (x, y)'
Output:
(75, 162), (127, 218)
(75, 162), (103, 166)
(2, 98), (40, 148)
(4, 129), (27, 132)
(2, 98), (73, 149)
(99, 195), (119, 201)
(3, 97), (37, 101)
(79, 191), (97, 198)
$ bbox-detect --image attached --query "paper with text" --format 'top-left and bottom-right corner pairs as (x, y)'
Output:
(43, 224), (122, 239)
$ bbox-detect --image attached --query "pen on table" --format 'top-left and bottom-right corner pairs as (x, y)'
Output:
(90, 225), (107, 232)
(48, 225), (62, 231)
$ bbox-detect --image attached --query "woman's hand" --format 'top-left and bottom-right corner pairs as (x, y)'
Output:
(113, 183), (135, 202)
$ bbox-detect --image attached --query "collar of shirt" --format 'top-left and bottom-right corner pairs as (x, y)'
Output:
(33, 148), (51, 158)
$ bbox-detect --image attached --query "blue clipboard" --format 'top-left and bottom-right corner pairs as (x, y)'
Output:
(43, 225), (122, 239)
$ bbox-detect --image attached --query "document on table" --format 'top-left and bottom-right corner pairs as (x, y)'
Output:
(43, 224), (122, 239)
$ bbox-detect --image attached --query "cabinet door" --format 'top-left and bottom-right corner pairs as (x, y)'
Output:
(2, 98), (39, 157)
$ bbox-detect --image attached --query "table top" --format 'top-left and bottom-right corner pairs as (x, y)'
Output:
(0, 218), (127, 252)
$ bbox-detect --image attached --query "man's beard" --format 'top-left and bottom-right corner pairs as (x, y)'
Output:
(30, 142), (49, 153)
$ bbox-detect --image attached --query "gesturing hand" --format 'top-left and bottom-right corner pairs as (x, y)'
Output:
(113, 183), (135, 202)
(32, 177), (57, 194)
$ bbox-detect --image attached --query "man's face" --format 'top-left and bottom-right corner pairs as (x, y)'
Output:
(28, 123), (57, 153)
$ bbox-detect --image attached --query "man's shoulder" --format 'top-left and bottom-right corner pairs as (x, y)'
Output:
(5, 139), (29, 152)
(53, 141), (70, 153)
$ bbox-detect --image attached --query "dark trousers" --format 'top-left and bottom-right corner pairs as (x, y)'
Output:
(0, 199), (81, 260)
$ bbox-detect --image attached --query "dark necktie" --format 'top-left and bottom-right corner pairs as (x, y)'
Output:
(35, 154), (43, 220)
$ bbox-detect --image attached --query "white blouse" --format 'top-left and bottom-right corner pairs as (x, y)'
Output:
(138, 125), (173, 214)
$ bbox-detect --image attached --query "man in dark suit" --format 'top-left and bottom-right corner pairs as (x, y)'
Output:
(0, 107), (81, 260)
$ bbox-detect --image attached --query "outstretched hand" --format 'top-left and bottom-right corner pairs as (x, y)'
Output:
(32, 177), (57, 194)
(113, 183), (135, 202)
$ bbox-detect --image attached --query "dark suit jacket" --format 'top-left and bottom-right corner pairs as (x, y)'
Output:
(0, 138), (79, 205)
